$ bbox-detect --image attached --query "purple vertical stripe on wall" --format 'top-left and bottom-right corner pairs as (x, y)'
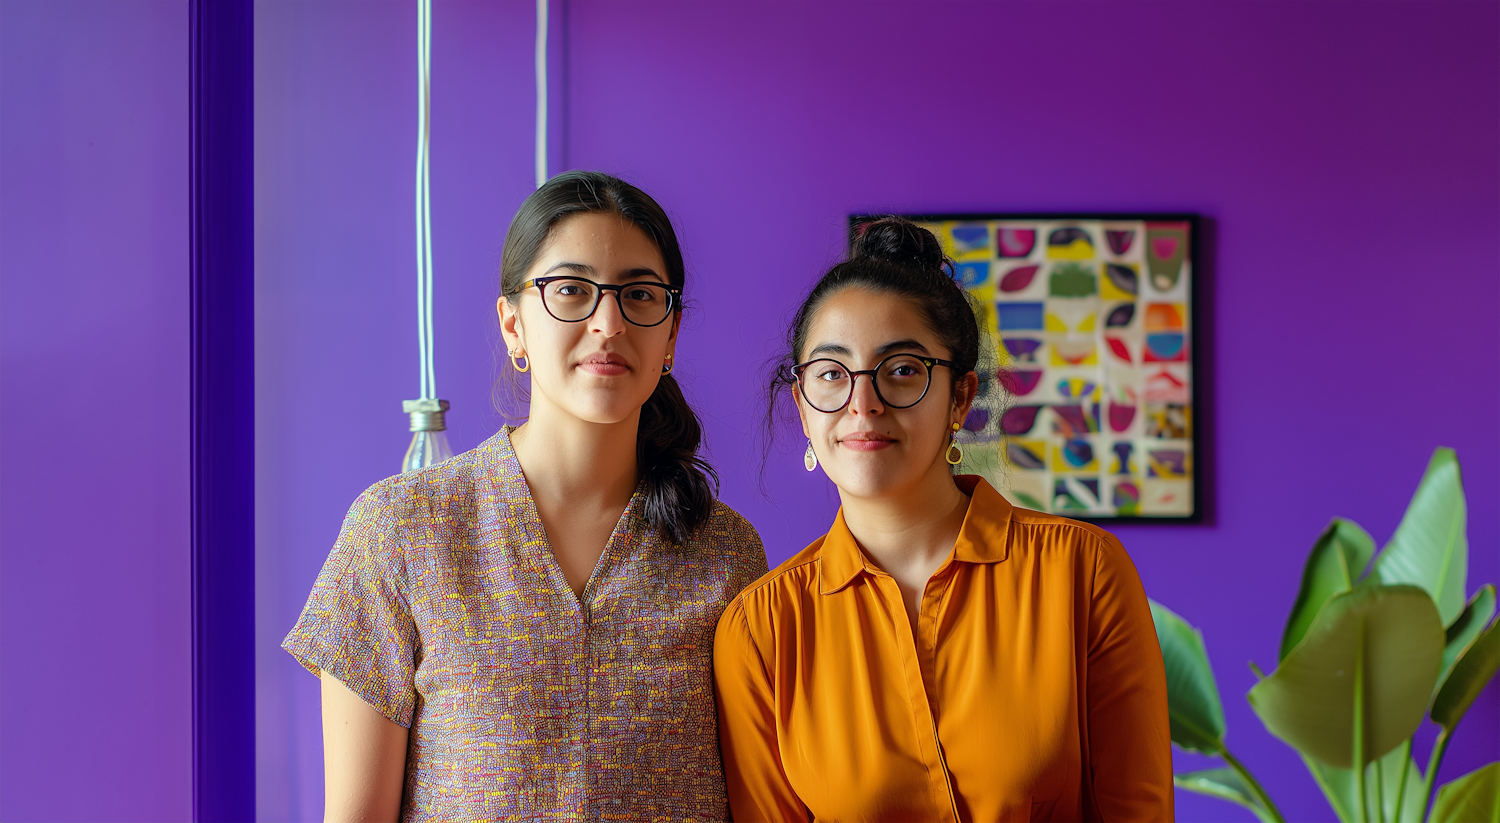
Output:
(192, 0), (256, 819)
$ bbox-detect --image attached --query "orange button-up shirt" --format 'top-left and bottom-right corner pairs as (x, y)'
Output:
(713, 476), (1172, 822)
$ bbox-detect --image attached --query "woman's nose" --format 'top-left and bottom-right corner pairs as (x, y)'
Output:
(589, 291), (628, 336)
(848, 373), (884, 415)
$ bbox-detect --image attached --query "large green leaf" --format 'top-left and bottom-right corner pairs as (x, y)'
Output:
(1439, 586), (1497, 693)
(1431, 763), (1500, 823)
(1374, 448), (1468, 626)
(1431, 616), (1500, 732)
(1175, 769), (1277, 823)
(1282, 519), (1377, 660)
(1304, 745), (1427, 823)
(1248, 585), (1443, 769)
(1149, 599), (1226, 753)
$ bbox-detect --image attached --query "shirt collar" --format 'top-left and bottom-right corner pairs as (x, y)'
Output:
(818, 475), (1014, 595)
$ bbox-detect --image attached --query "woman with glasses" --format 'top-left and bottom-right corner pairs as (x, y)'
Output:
(714, 217), (1172, 821)
(284, 171), (767, 821)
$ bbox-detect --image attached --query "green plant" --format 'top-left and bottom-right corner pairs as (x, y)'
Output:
(1151, 448), (1500, 823)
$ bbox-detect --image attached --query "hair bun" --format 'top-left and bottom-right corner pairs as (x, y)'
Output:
(852, 217), (946, 273)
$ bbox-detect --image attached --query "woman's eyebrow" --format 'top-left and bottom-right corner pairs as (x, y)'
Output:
(543, 262), (665, 283)
(876, 339), (930, 356)
(808, 342), (853, 358)
(544, 261), (594, 276)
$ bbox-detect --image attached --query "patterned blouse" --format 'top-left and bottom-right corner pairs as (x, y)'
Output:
(283, 428), (768, 821)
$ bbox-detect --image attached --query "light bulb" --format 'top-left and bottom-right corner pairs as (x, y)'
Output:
(402, 398), (453, 472)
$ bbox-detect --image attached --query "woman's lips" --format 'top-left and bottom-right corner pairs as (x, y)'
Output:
(578, 353), (629, 376)
(839, 433), (895, 451)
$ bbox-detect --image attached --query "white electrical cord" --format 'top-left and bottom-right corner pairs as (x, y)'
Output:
(535, 0), (548, 188)
(415, 0), (436, 399)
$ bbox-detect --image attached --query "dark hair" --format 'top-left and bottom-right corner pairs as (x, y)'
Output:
(763, 216), (983, 467)
(499, 170), (718, 545)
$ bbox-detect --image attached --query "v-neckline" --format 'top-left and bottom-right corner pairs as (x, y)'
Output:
(495, 426), (647, 614)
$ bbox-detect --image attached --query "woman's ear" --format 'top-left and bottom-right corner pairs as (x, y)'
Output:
(952, 371), (980, 428)
(497, 296), (524, 352)
(794, 384), (811, 439)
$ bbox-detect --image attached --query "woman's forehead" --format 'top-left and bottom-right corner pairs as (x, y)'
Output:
(805, 288), (939, 355)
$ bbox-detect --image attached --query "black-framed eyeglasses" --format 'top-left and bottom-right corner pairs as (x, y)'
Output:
(791, 354), (956, 413)
(516, 275), (681, 327)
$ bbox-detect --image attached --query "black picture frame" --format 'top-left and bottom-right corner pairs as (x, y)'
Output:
(851, 213), (1204, 524)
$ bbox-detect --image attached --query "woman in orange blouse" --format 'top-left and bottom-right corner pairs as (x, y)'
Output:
(714, 218), (1173, 822)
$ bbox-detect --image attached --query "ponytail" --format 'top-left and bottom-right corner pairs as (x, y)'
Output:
(499, 170), (717, 544)
(637, 374), (719, 544)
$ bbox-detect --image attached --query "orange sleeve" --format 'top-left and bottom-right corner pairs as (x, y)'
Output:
(713, 596), (811, 823)
(1084, 534), (1175, 822)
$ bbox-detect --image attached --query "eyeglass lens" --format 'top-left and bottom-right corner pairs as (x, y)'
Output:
(540, 278), (674, 326)
(799, 355), (931, 412)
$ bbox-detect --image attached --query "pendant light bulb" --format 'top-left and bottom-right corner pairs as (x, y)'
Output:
(402, 398), (453, 472)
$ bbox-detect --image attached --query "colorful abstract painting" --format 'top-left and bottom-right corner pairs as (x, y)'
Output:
(899, 215), (1199, 520)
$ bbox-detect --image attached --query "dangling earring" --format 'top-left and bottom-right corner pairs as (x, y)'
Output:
(804, 439), (818, 472)
(508, 349), (529, 373)
(662, 354), (674, 375)
(946, 422), (964, 465)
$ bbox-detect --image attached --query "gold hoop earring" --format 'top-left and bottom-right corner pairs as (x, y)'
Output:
(946, 422), (963, 466)
(662, 355), (674, 375)
(508, 350), (529, 373)
(804, 439), (818, 472)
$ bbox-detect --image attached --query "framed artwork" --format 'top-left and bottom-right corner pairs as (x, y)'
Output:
(854, 214), (1202, 522)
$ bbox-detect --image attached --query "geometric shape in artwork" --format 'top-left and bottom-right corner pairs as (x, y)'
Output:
(1056, 378), (1098, 401)
(1105, 302), (1136, 328)
(963, 407), (989, 432)
(1049, 262), (1097, 297)
(1051, 341), (1096, 366)
(1145, 223), (1188, 292)
(1143, 332), (1187, 362)
(1106, 229), (1136, 255)
(1105, 336), (1132, 364)
(1108, 400), (1137, 433)
(1000, 405), (1043, 435)
(1054, 477), (1100, 510)
(1052, 403), (1099, 436)
(1007, 441), (1047, 470)
(997, 302), (1046, 330)
(1045, 299), (1097, 333)
(1000, 369), (1044, 396)
(1104, 263), (1139, 296)
(1142, 479), (1193, 515)
(1147, 448), (1189, 479)
(1145, 403), (1191, 439)
(1111, 442), (1136, 474)
(1144, 366), (1190, 403)
(956, 261), (990, 289)
(1112, 480), (1141, 514)
(1001, 337), (1043, 363)
(998, 227), (1037, 258)
(951, 224), (990, 254)
(1057, 438), (1096, 469)
(1144, 302), (1185, 331)
(999, 264), (1040, 293)
(1047, 227), (1095, 260)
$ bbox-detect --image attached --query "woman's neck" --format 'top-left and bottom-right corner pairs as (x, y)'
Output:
(509, 401), (641, 511)
(839, 461), (971, 578)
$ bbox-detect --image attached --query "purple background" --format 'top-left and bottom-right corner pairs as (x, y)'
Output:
(0, 0), (192, 820)
(0, 0), (1494, 820)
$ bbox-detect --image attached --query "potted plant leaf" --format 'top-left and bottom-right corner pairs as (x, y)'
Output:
(1152, 448), (1499, 823)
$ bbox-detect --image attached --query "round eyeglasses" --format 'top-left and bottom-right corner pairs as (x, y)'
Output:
(792, 354), (956, 413)
(516, 275), (681, 327)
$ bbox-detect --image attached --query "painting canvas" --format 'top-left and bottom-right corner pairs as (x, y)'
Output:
(865, 214), (1201, 521)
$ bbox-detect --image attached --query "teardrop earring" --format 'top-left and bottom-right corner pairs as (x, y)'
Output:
(662, 354), (674, 375)
(804, 439), (818, 472)
(946, 422), (964, 465)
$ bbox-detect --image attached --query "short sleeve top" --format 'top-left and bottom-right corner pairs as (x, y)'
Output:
(713, 475), (1172, 822)
(283, 428), (768, 822)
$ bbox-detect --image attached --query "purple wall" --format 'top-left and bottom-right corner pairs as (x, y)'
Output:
(254, 1), (1499, 820)
(0, 1), (192, 820)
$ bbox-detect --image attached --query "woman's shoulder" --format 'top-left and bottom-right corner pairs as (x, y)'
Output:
(342, 435), (515, 529)
(687, 500), (771, 580)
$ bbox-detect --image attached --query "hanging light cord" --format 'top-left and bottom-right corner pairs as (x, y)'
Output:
(535, 0), (548, 188)
(415, 0), (437, 400)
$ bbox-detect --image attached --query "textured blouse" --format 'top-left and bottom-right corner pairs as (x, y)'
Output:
(284, 428), (768, 821)
(713, 475), (1172, 822)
